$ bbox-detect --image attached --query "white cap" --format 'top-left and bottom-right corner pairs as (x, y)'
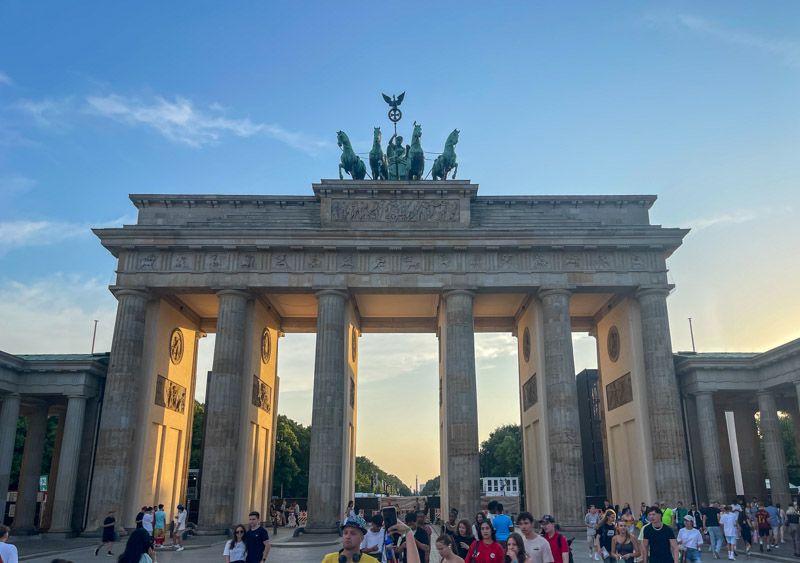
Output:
(684, 515), (695, 523)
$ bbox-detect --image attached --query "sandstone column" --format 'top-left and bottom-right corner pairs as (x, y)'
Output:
(13, 403), (49, 532)
(39, 410), (64, 530)
(199, 289), (250, 530)
(0, 394), (21, 504)
(733, 405), (765, 499)
(87, 288), (148, 529)
(758, 390), (790, 506)
(636, 287), (691, 503)
(440, 290), (481, 520)
(306, 289), (349, 532)
(49, 395), (87, 533)
(694, 392), (725, 502)
(539, 288), (585, 526)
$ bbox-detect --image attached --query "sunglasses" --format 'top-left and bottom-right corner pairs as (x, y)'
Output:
(236, 530), (245, 535)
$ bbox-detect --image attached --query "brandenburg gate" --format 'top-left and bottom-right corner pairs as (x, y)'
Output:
(88, 179), (692, 531)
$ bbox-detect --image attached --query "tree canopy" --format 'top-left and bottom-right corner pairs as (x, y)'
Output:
(355, 456), (412, 496)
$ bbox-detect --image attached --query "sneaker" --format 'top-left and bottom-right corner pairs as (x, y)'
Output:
(760, 544), (764, 553)
(713, 552), (719, 559)
(176, 546), (185, 552)
(106, 553), (113, 557)
(95, 548), (100, 556)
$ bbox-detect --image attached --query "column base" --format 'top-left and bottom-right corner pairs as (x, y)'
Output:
(10, 526), (39, 536)
(303, 525), (340, 534)
(194, 527), (228, 536)
(45, 530), (80, 539)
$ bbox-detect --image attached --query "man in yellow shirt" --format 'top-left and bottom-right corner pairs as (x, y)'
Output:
(323, 515), (380, 563)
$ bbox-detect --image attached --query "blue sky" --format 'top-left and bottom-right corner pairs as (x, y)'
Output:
(1, 2), (799, 485)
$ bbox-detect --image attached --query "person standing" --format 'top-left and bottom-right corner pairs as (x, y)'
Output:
(737, 503), (753, 556)
(755, 503), (772, 552)
(142, 507), (154, 537)
(786, 505), (800, 556)
(361, 515), (388, 563)
(154, 505), (167, 548)
(118, 528), (155, 563)
(135, 507), (146, 529)
(596, 510), (617, 563)
(506, 533), (532, 563)
(516, 512), (554, 563)
(610, 519), (640, 563)
(244, 511), (271, 563)
(541, 516), (569, 563)
(271, 510), (279, 537)
(702, 501), (723, 559)
(778, 504), (787, 545)
(676, 515), (703, 563)
(465, 520), (504, 563)
(472, 513), (486, 542)
(641, 507), (678, 563)
(492, 503), (514, 549)
(675, 503), (688, 530)
(719, 505), (739, 560)
(173, 504), (187, 551)
(661, 504), (674, 529)
(346, 501), (357, 520)
(765, 502), (780, 550)
(443, 509), (459, 539)
(224, 525), (247, 563)
(95, 511), (117, 557)
(436, 535), (466, 563)
(585, 506), (600, 557)
(323, 515), (380, 563)
(687, 505), (702, 536)
(398, 512), (430, 563)
(0, 525), (19, 563)
(453, 520), (475, 560)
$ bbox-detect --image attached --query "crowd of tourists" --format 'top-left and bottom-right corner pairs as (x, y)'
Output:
(584, 497), (800, 563)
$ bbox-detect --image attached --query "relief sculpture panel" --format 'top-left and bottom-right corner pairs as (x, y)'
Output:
(329, 199), (460, 223)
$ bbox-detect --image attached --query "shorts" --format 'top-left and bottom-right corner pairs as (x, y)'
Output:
(741, 527), (752, 543)
(772, 526), (779, 536)
(758, 528), (770, 537)
(684, 548), (702, 563)
(726, 535), (737, 544)
(587, 530), (596, 540)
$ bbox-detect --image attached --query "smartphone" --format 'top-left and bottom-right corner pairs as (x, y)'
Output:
(382, 506), (398, 530)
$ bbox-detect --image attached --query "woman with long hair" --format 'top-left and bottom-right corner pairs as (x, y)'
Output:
(454, 519), (474, 559)
(223, 524), (247, 563)
(466, 521), (504, 563)
(595, 510), (617, 563)
(505, 532), (531, 563)
(117, 528), (154, 563)
(472, 513), (486, 542)
(610, 518), (639, 563)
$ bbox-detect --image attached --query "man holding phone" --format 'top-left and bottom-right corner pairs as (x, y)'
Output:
(362, 515), (389, 563)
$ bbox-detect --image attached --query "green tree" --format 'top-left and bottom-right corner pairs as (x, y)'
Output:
(756, 412), (799, 485)
(355, 456), (412, 496)
(272, 415), (311, 497)
(420, 476), (440, 496)
(189, 401), (205, 469)
(479, 424), (524, 494)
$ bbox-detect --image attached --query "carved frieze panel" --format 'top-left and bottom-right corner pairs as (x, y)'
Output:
(605, 372), (633, 411)
(155, 375), (187, 414)
(125, 248), (664, 276)
(329, 199), (460, 224)
(522, 374), (538, 411)
(251, 376), (272, 413)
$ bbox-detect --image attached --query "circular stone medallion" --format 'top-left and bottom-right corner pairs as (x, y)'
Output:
(169, 328), (184, 365)
(261, 328), (271, 364)
(522, 327), (531, 363)
(607, 325), (621, 363)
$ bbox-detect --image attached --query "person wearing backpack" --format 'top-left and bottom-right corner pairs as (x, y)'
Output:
(541, 516), (569, 563)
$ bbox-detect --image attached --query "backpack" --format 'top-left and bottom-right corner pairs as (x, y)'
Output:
(553, 533), (574, 563)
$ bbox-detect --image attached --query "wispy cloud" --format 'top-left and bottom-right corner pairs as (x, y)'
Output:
(644, 13), (800, 68)
(686, 206), (791, 232)
(0, 72), (12, 86)
(85, 94), (328, 153)
(0, 213), (135, 255)
(15, 97), (74, 129)
(0, 274), (117, 354)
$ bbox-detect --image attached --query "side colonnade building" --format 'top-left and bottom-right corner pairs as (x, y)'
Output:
(0, 180), (796, 534)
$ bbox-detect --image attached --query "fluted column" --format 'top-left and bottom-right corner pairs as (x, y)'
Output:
(49, 396), (87, 532)
(758, 390), (790, 506)
(694, 392), (725, 502)
(199, 289), (251, 530)
(539, 288), (585, 526)
(733, 405), (766, 498)
(87, 288), (149, 529)
(306, 289), (349, 532)
(0, 394), (21, 504)
(637, 287), (691, 503)
(441, 290), (481, 519)
(13, 403), (49, 532)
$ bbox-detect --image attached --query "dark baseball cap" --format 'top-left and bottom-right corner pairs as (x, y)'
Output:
(540, 514), (556, 524)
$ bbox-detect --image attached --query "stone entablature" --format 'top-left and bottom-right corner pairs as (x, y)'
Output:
(0, 352), (107, 398)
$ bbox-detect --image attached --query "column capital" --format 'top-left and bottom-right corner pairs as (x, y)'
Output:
(756, 389), (775, 398)
(214, 288), (252, 300)
(694, 390), (714, 397)
(64, 393), (88, 401)
(111, 287), (150, 300)
(314, 288), (349, 300)
(442, 288), (476, 299)
(635, 285), (674, 299)
(538, 287), (573, 299)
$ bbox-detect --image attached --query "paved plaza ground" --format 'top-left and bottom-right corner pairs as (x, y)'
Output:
(9, 531), (799, 563)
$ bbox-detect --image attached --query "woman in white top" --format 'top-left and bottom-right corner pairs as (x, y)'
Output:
(677, 515), (704, 563)
(224, 524), (247, 563)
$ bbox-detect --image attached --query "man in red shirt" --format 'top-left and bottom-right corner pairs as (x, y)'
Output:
(755, 503), (772, 552)
(541, 515), (569, 563)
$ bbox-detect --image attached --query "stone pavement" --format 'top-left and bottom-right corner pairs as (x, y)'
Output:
(8, 530), (800, 563)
